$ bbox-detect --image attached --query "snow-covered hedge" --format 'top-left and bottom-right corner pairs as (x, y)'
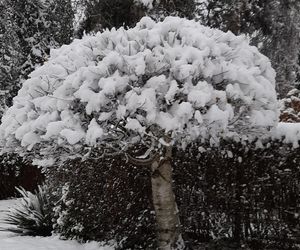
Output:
(47, 142), (300, 249)
(0, 17), (278, 164)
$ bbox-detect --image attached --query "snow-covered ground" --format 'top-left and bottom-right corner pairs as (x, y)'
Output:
(0, 199), (114, 250)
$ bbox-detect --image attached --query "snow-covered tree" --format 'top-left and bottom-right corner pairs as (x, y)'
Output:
(0, 17), (278, 249)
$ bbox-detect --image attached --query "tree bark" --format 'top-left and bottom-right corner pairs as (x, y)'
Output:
(151, 146), (183, 250)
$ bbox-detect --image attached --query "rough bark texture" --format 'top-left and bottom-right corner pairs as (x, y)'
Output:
(151, 147), (183, 250)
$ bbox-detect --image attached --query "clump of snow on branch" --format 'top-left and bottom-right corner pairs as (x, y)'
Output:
(273, 122), (300, 148)
(0, 16), (278, 163)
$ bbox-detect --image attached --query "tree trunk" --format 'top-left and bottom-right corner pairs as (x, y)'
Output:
(151, 146), (184, 250)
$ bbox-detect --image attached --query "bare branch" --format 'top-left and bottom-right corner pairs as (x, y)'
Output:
(126, 152), (159, 166)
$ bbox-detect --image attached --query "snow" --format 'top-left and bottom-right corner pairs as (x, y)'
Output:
(0, 199), (115, 250)
(272, 122), (300, 148)
(86, 119), (104, 146)
(125, 118), (146, 134)
(0, 199), (17, 239)
(0, 16), (278, 162)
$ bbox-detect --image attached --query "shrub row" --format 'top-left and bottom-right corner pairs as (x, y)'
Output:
(47, 142), (300, 249)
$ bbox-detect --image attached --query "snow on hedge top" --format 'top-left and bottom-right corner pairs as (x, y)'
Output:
(0, 17), (278, 159)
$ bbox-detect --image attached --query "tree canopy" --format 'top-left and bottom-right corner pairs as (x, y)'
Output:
(0, 17), (277, 165)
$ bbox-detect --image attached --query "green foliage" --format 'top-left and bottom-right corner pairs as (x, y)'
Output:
(1, 186), (53, 236)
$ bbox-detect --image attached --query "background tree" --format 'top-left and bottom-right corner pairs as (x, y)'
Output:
(196, 0), (265, 35)
(0, 0), (74, 117)
(259, 0), (300, 97)
(196, 0), (300, 98)
(75, 0), (144, 36)
(0, 17), (277, 249)
(75, 0), (196, 37)
(143, 0), (196, 20)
